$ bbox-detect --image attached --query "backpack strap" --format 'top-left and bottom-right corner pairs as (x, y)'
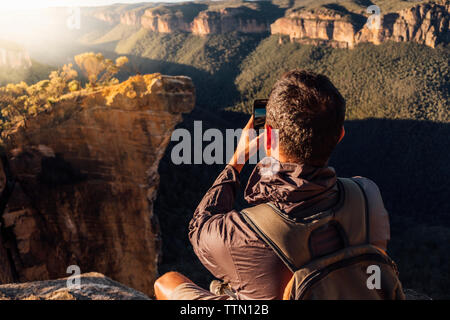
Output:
(240, 178), (370, 272)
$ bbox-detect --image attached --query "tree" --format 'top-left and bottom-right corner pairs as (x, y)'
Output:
(74, 52), (129, 87)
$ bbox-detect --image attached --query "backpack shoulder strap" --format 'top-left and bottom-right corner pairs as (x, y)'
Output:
(241, 177), (371, 272)
(335, 178), (370, 245)
(241, 203), (304, 272)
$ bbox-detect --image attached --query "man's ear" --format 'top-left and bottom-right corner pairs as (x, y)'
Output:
(338, 126), (345, 144)
(265, 124), (272, 156)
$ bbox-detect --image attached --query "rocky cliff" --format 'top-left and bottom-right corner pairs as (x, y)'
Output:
(0, 41), (32, 69)
(271, 1), (449, 48)
(92, 2), (272, 35)
(191, 7), (269, 35)
(120, 8), (148, 26)
(271, 8), (361, 48)
(90, 1), (448, 44)
(0, 74), (195, 297)
(0, 272), (150, 300)
(356, 1), (450, 47)
(141, 9), (192, 33)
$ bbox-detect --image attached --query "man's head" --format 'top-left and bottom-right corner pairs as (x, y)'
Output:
(265, 70), (346, 167)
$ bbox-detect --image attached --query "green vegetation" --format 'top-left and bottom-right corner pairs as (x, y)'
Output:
(90, 24), (140, 45)
(116, 30), (266, 107)
(147, 2), (209, 23)
(235, 36), (449, 122)
(0, 53), (128, 134)
(287, 0), (436, 14)
(0, 64), (79, 131)
(0, 40), (53, 86)
(0, 61), (52, 87)
(75, 52), (129, 87)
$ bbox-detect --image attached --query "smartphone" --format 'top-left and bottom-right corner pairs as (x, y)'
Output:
(253, 99), (268, 131)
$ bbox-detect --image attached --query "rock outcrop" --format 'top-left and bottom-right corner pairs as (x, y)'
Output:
(0, 272), (151, 300)
(0, 43), (32, 69)
(92, 3), (271, 35)
(356, 1), (449, 48)
(141, 9), (192, 33)
(271, 1), (449, 48)
(141, 6), (269, 35)
(191, 7), (269, 35)
(92, 11), (122, 25)
(0, 74), (195, 297)
(271, 8), (361, 48)
(89, 1), (449, 44)
(120, 8), (148, 26)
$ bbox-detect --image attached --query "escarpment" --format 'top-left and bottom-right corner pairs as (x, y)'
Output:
(271, 9), (362, 48)
(190, 7), (269, 35)
(89, 1), (448, 47)
(0, 41), (32, 69)
(92, 3), (272, 35)
(355, 1), (450, 47)
(141, 5), (270, 34)
(271, 1), (449, 48)
(0, 74), (195, 297)
(141, 9), (192, 33)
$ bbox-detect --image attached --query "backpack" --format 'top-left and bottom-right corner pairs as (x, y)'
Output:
(240, 177), (405, 300)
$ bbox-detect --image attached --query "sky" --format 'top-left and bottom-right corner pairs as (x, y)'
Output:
(0, 0), (183, 11)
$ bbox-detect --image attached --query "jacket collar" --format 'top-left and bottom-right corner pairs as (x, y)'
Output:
(244, 159), (339, 219)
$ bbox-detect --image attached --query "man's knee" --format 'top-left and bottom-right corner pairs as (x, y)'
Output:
(154, 271), (193, 300)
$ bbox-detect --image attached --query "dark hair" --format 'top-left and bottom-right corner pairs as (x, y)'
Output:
(266, 70), (346, 166)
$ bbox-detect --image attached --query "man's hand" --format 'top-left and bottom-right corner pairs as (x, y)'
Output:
(227, 116), (264, 173)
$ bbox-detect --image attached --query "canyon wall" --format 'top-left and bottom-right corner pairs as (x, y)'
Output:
(0, 42), (32, 69)
(92, 4), (271, 35)
(90, 1), (448, 47)
(190, 7), (269, 35)
(271, 2), (449, 48)
(141, 10), (192, 33)
(271, 10), (360, 48)
(356, 1), (450, 47)
(0, 74), (195, 297)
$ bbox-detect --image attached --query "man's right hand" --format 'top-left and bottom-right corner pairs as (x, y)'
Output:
(228, 116), (264, 173)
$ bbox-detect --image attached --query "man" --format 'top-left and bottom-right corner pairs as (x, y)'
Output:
(155, 70), (392, 300)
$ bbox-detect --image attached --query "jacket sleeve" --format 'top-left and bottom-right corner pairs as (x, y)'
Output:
(188, 165), (241, 282)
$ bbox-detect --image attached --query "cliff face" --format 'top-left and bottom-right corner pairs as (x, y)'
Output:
(93, 4), (271, 35)
(0, 47), (32, 69)
(0, 74), (195, 297)
(271, 10), (359, 48)
(92, 11), (121, 25)
(356, 2), (450, 48)
(271, 2), (449, 48)
(191, 8), (269, 35)
(120, 9), (148, 26)
(141, 11), (191, 33)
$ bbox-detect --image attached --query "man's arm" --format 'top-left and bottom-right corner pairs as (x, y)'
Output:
(188, 165), (241, 279)
(188, 116), (263, 280)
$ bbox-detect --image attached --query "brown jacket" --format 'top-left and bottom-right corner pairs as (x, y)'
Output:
(188, 162), (390, 300)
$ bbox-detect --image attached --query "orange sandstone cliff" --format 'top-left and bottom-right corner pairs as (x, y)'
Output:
(0, 74), (195, 296)
(271, 1), (449, 48)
